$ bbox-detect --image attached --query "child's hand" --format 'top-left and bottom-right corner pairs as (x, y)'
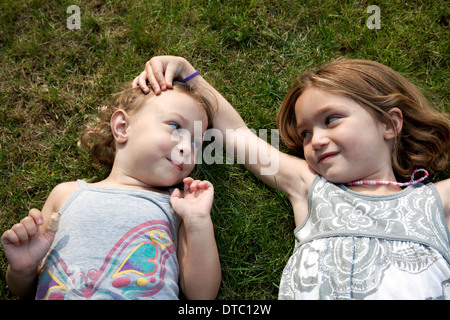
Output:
(132, 56), (196, 95)
(1, 209), (60, 273)
(170, 177), (214, 231)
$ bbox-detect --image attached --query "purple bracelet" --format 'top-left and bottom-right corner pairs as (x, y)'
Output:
(180, 71), (200, 83)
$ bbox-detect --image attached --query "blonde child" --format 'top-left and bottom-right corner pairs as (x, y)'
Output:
(1, 82), (221, 300)
(134, 56), (450, 299)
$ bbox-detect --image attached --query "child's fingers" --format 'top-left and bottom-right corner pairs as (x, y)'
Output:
(185, 178), (201, 191)
(10, 222), (30, 245)
(146, 57), (166, 86)
(131, 75), (139, 88)
(164, 64), (177, 89)
(134, 71), (151, 94)
(141, 67), (161, 95)
(28, 208), (44, 226)
(1, 229), (20, 246)
(148, 72), (162, 94)
(169, 188), (181, 208)
(185, 179), (213, 192)
(181, 177), (213, 195)
(196, 181), (213, 194)
(20, 216), (41, 239)
(197, 180), (212, 188)
(171, 188), (181, 199)
(132, 74), (146, 92)
(191, 180), (202, 190)
(146, 59), (166, 93)
(183, 177), (194, 186)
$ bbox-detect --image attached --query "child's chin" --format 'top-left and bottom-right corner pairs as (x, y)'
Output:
(321, 172), (349, 185)
(167, 176), (189, 188)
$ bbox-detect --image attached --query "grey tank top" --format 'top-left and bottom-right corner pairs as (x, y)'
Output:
(36, 180), (181, 300)
(279, 175), (450, 299)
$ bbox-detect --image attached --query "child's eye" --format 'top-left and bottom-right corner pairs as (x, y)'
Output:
(326, 116), (340, 125)
(300, 130), (311, 139)
(169, 123), (181, 130)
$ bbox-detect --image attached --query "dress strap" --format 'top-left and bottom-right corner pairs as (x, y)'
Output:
(76, 179), (88, 188)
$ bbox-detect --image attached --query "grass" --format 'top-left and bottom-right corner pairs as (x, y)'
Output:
(0, 0), (448, 300)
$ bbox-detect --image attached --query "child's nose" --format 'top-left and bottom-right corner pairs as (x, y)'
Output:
(311, 129), (329, 150)
(176, 139), (192, 157)
(171, 130), (192, 162)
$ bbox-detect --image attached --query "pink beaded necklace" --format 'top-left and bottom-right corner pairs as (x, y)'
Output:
(346, 169), (429, 187)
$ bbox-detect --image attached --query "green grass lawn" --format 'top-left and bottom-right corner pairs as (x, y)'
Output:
(0, 0), (448, 300)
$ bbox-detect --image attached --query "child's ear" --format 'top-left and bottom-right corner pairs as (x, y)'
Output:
(384, 107), (403, 141)
(110, 109), (130, 144)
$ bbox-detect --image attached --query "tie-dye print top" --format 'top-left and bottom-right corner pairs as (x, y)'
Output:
(36, 180), (181, 300)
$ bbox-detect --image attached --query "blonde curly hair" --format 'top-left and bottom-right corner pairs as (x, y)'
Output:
(80, 82), (215, 168)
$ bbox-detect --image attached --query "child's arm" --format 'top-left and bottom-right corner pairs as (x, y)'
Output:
(133, 57), (316, 203)
(170, 177), (221, 299)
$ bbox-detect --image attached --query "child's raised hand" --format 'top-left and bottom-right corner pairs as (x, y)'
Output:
(170, 177), (214, 230)
(132, 56), (196, 95)
(1, 209), (60, 273)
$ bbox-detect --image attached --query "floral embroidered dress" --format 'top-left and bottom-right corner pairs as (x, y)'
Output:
(279, 176), (450, 300)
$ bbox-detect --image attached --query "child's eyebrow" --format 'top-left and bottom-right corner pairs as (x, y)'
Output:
(165, 112), (188, 124)
(296, 105), (342, 129)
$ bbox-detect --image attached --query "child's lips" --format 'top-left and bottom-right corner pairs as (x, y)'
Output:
(318, 152), (339, 164)
(168, 158), (183, 171)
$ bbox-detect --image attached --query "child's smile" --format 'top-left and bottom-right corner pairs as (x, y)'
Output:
(294, 87), (397, 185)
(115, 89), (209, 189)
(317, 151), (340, 164)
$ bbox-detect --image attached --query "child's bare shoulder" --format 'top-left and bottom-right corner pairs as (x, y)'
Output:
(50, 181), (80, 196)
(38, 181), (80, 233)
(45, 181), (80, 213)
